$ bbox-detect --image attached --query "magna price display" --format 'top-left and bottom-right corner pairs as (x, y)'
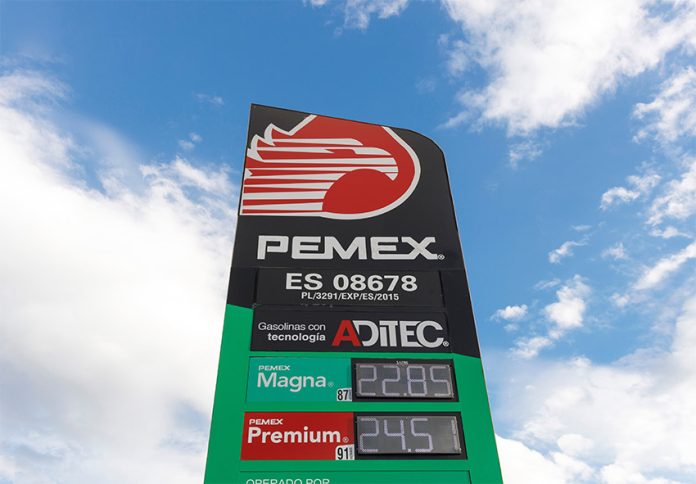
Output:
(203, 105), (503, 484)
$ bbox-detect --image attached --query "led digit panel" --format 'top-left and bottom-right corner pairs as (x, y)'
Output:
(352, 359), (457, 400)
(356, 414), (465, 457)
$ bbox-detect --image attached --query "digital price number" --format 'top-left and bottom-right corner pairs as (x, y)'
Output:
(353, 359), (456, 400)
(356, 414), (464, 457)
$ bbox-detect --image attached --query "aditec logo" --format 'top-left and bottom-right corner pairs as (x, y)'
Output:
(240, 115), (420, 219)
(331, 319), (448, 349)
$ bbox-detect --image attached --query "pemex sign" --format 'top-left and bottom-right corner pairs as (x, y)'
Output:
(204, 105), (502, 484)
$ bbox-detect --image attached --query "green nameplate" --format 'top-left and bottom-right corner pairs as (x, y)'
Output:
(247, 357), (352, 402)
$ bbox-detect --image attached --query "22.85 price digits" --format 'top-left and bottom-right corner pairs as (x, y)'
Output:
(354, 362), (455, 399)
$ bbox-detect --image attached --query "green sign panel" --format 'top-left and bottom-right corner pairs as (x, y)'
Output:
(204, 106), (502, 483)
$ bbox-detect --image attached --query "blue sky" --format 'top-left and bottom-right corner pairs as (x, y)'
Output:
(1, 1), (695, 483)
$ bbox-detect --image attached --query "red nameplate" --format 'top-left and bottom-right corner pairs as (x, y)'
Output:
(241, 412), (355, 460)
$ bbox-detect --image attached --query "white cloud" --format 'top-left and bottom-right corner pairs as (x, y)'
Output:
(178, 139), (195, 151)
(194, 93), (224, 107)
(650, 226), (687, 239)
(513, 336), (554, 359)
(441, 0), (696, 134)
(494, 293), (696, 482)
(601, 173), (661, 210)
(629, 173), (662, 193)
(439, 34), (471, 76)
(601, 186), (642, 208)
(494, 304), (529, 332)
(557, 433), (594, 457)
(600, 464), (680, 484)
(648, 158), (696, 225)
(446, 40), (470, 76)
(634, 67), (696, 143)
(415, 77), (437, 94)
(544, 275), (591, 333)
(498, 436), (595, 484)
(634, 241), (696, 290)
(165, 157), (231, 194)
(0, 71), (235, 483)
(611, 292), (631, 308)
(0, 69), (67, 106)
(0, 454), (17, 482)
(508, 139), (543, 169)
(178, 132), (203, 152)
(73, 115), (147, 192)
(535, 278), (561, 290)
(549, 239), (586, 264)
(342, 0), (409, 29)
(514, 276), (591, 358)
(602, 242), (628, 260)
(493, 304), (529, 321)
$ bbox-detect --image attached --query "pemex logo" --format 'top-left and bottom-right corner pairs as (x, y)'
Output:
(240, 114), (420, 219)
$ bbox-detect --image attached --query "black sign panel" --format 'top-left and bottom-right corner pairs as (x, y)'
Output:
(226, 105), (483, 359)
(251, 310), (451, 353)
(231, 105), (465, 271)
(256, 269), (442, 307)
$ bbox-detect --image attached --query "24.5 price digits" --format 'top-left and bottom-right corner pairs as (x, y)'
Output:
(356, 415), (462, 456)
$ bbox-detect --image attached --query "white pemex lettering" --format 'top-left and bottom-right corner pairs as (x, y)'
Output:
(257, 235), (437, 260)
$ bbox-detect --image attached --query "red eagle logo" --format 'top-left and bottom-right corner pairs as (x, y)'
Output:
(240, 114), (420, 219)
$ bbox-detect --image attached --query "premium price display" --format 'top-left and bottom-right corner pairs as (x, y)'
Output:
(356, 414), (464, 457)
(353, 359), (456, 400)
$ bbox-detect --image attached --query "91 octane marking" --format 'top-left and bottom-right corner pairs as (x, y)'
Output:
(286, 273), (418, 292)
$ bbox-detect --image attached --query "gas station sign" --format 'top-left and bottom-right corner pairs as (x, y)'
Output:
(204, 105), (502, 483)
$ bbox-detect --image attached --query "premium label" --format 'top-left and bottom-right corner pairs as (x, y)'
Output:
(247, 357), (352, 402)
(251, 310), (451, 353)
(241, 412), (355, 461)
(256, 269), (443, 307)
